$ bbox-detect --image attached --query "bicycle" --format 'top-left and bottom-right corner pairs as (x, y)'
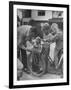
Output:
(20, 38), (63, 77)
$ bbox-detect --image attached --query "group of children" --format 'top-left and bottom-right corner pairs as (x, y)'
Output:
(17, 22), (63, 74)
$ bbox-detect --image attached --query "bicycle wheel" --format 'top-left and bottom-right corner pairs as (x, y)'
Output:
(57, 49), (63, 74)
(27, 52), (46, 77)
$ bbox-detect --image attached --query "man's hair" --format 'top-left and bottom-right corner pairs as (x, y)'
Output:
(29, 26), (43, 39)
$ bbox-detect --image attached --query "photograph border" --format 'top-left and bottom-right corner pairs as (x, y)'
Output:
(9, 1), (69, 88)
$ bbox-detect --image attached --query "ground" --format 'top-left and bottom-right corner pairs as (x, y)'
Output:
(20, 71), (62, 80)
(19, 57), (63, 80)
(18, 43), (63, 80)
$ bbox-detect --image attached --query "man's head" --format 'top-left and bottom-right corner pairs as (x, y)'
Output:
(51, 23), (59, 34)
(42, 23), (50, 35)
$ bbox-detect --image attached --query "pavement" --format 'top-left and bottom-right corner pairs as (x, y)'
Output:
(19, 59), (63, 80)
(20, 71), (62, 80)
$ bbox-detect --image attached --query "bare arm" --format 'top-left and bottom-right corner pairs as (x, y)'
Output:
(21, 45), (42, 53)
(45, 32), (62, 42)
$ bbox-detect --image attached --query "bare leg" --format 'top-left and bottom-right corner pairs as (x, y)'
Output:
(54, 48), (59, 69)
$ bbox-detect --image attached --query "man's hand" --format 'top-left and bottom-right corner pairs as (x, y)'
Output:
(21, 45), (26, 50)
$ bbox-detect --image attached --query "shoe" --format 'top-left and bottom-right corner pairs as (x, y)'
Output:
(24, 68), (30, 74)
(37, 70), (43, 74)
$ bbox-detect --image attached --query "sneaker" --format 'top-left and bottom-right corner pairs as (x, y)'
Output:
(24, 68), (30, 74)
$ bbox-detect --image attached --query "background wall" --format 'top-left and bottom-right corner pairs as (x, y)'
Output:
(0, 0), (70, 90)
(32, 10), (52, 20)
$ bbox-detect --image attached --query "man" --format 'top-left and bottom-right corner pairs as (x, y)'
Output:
(17, 25), (32, 73)
(48, 23), (63, 69)
(17, 59), (23, 80)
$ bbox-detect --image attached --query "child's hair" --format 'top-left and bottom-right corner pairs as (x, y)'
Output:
(36, 37), (41, 45)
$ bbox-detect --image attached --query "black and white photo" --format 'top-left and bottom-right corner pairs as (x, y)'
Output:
(9, 1), (69, 88)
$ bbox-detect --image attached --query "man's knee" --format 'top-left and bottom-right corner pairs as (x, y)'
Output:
(17, 59), (23, 70)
